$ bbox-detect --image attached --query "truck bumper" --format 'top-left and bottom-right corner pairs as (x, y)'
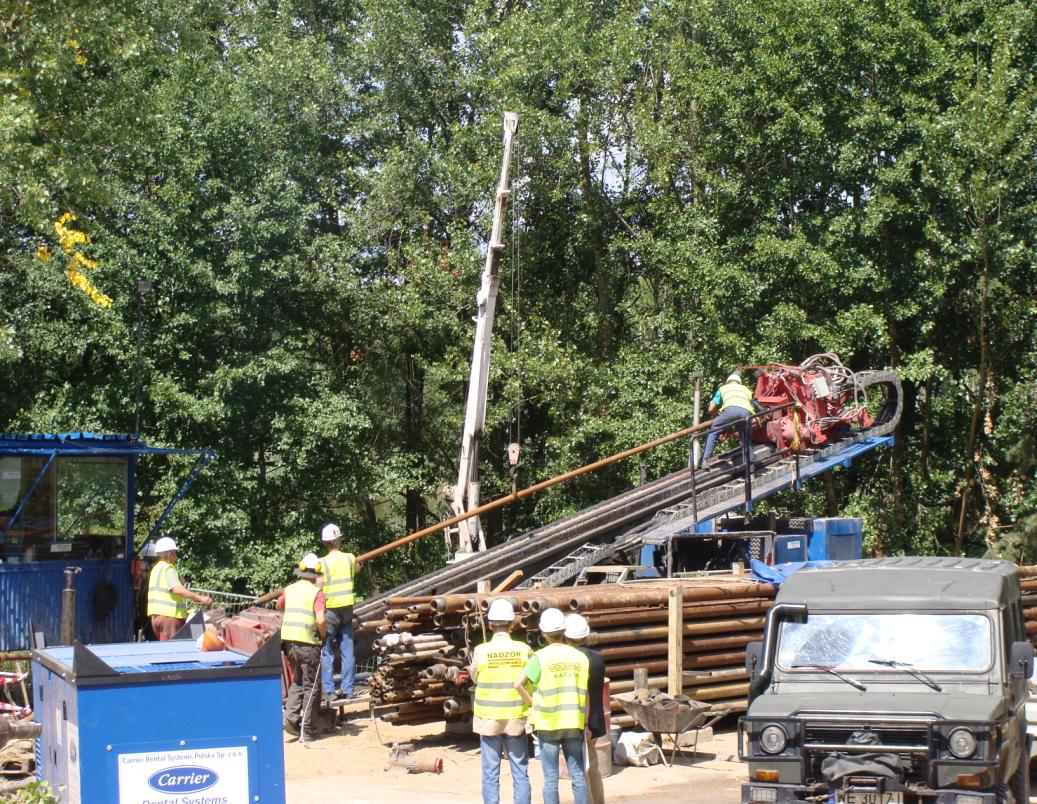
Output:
(741, 782), (999, 804)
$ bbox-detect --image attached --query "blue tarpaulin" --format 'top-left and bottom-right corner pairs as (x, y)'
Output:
(751, 559), (835, 584)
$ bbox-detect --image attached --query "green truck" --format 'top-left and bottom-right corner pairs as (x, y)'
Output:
(740, 558), (1033, 804)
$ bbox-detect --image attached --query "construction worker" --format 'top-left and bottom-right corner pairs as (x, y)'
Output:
(146, 536), (212, 641)
(565, 613), (606, 804)
(514, 607), (590, 804)
(279, 552), (327, 740)
(700, 370), (756, 470)
(470, 598), (533, 804)
(319, 523), (357, 703)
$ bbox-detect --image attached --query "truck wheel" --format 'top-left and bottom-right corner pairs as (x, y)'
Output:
(1010, 736), (1031, 804)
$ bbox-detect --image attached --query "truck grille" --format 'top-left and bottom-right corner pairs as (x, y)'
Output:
(804, 724), (929, 752)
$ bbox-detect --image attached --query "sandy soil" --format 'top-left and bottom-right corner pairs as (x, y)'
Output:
(283, 701), (746, 803)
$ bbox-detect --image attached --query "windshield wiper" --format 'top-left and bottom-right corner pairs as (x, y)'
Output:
(868, 658), (943, 691)
(791, 664), (867, 691)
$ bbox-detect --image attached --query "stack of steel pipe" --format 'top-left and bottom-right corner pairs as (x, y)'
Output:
(367, 598), (472, 725)
(1017, 566), (1037, 644)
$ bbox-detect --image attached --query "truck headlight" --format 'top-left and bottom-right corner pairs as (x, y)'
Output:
(948, 727), (977, 759)
(760, 724), (788, 754)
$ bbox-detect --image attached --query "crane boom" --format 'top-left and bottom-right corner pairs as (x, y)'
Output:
(452, 111), (520, 554)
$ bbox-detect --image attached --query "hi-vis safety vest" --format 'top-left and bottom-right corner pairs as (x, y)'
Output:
(147, 560), (187, 619)
(280, 580), (320, 645)
(719, 381), (754, 413)
(530, 643), (589, 732)
(320, 550), (356, 608)
(473, 636), (533, 720)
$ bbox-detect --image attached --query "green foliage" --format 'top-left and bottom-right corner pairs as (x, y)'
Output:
(1, 0), (1036, 598)
(0, 781), (58, 804)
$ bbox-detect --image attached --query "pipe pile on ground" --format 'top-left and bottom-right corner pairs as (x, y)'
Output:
(359, 575), (776, 728)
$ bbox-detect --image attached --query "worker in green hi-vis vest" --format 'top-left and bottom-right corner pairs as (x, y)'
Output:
(278, 552), (327, 741)
(146, 536), (212, 641)
(514, 607), (590, 804)
(699, 370), (757, 470)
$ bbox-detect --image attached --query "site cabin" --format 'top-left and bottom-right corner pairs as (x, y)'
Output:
(0, 432), (211, 650)
(739, 557), (1033, 804)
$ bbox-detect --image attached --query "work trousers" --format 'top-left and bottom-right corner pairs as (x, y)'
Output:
(701, 407), (754, 468)
(585, 733), (605, 804)
(150, 615), (185, 642)
(480, 733), (531, 804)
(322, 606), (355, 695)
(284, 642), (322, 737)
(540, 737), (588, 804)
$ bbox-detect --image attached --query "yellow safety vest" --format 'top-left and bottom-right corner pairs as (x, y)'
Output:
(530, 642), (589, 732)
(280, 580), (320, 645)
(719, 381), (754, 413)
(320, 550), (356, 608)
(147, 560), (187, 619)
(473, 635), (532, 721)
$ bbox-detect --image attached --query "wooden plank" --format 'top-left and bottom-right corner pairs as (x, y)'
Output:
(476, 579), (491, 594)
(491, 570), (523, 593)
(667, 586), (683, 696)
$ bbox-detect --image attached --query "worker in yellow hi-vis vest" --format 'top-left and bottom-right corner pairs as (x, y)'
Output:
(277, 553), (327, 740)
(146, 536), (212, 641)
(699, 370), (758, 471)
(470, 598), (532, 804)
(319, 523), (358, 704)
(514, 607), (590, 804)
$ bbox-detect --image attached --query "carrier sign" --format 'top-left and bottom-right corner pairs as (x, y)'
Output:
(117, 746), (249, 804)
(147, 765), (217, 794)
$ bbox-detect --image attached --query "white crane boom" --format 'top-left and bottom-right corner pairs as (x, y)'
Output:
(452, 111), (519, 555)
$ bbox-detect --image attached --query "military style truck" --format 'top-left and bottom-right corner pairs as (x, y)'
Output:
(739, 557), (1034, 804)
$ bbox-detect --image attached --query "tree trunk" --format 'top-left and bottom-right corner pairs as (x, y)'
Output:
(404, 352), (425, 534)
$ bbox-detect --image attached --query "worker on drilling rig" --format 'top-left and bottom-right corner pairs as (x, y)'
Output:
(699, 370), (757, 471)
(514, 607), (590, 804)
(146, 536), (212, 641)
(279, 552), (327, 740)
(565, 613), (606, 804)
(318, 523), (357, 704)
(470, 598), (533, 804)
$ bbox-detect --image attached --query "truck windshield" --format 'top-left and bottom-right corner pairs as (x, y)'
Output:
(777, 613), (992, 673)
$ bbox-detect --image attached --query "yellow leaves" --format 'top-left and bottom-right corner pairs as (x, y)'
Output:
(46, 212), (112, 309)
(75, 54), (87, 67)
(65, 36), (87, 66)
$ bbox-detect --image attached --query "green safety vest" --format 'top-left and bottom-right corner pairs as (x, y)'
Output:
(719, 381), (754, 413)
(530, 642), (589, 732)
(147, 560), (187, 619)
(280, 580), (320, 645)
(320, 550), (356, 608)
(473, 636), (532, 721)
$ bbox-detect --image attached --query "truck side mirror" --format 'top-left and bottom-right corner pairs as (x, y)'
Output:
(1009, 641), (1034, 680)
(746, 641), (763, 678)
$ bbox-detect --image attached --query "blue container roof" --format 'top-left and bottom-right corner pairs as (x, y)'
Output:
(0, 432), (211, 457)
(36, 640), (250, 674)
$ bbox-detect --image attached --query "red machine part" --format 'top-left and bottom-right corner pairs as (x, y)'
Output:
(217, 606), (293, 697)
(749, 354), (876, 450)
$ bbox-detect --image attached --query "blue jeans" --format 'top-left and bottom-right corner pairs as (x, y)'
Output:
(322, 606), (354, 695)
(480, 733), (531, 804)
(701, 407), (754, 468)
(540, 737), (588, 804)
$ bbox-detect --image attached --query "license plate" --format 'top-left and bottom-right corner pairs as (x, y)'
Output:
(832, 792), (902, 804)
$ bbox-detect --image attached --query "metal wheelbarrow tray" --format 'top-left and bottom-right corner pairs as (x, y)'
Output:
(612, 691), (730, 765)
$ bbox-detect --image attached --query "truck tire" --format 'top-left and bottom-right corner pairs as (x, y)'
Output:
(1009, 735), (1030, 804)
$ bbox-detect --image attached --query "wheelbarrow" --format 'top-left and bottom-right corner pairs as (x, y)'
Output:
(612, 691), (730, 766)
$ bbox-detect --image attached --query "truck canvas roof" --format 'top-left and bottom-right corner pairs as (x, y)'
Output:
(777, 556), (1019, 611)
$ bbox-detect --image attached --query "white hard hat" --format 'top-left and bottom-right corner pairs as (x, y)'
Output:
(297, 552), (323, 574)
(727, 371), (742, 383)
(487, 599), (515, 623)
(154, 536), (178, 553)
(539, 607), (567, 634)
(564, 613), (590, 641)
(321, 523), (342, 542)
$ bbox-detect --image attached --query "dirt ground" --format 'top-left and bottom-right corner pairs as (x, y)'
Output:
(283, 701), (746, 803)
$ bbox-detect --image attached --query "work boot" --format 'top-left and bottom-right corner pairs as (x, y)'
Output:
(283, 720), (300, 737)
